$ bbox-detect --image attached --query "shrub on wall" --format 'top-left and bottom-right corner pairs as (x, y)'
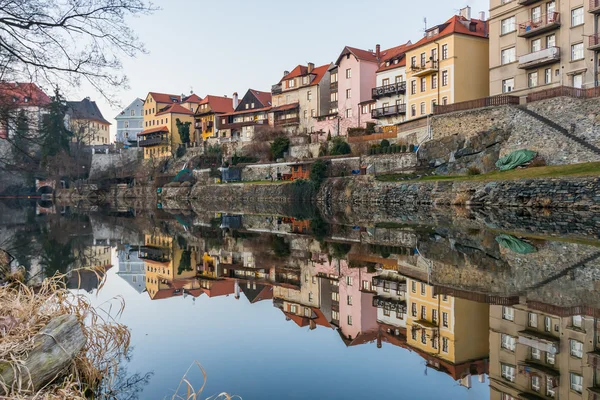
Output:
(380, 139), (390, 147)
(366, 122), (376, 134)
(330, 137), (351, 156)
(310, 159), (328, 188)
(270, 136), (290, 160)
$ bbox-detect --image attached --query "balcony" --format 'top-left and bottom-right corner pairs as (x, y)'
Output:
(330, 81), (338, 91)
(518, 13), (561, 38)
(371, 104), (407, 119)
(330, 100), (338, 109)
(274, 117), (300, 127)
(372, 82), (406, 99)
(139, 136), (167, 147)
(372, 296), (406, 313)
(372, 274), (407, 292)
(271, 83), (282, 95)
(410, 60), (438, 77)
(518, 329), (560, 354)
(590, 0), (600, 14)
(518, 0), (542, 4)
(518, 47), (560, 69)
(220, 119), (269, 130)
(590, 34), (600, 51)
(139, 246), (170, 263)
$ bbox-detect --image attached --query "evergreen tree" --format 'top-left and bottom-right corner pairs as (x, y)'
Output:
(11, 109), (30, 163)
(40, 89), (72, 164)
(176, 118), (191, 144)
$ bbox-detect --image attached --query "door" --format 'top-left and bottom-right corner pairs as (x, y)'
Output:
(573, 74), (583, 89)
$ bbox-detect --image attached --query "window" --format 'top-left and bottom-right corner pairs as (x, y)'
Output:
(544, 316), (551, 332)
(431, 99), (437, 110)
(531, 375), (541, 392)
(573, 74), (583, 89)
(528, 72), (538, 88)
(420, 52), (426, 67)
(546, 351), (555, 365)
(570, 373), (583, 393)
(302, 76), (309, 85)
(531, 6), (541, 22)
(432, 74), (438, 89)
(420, 329), (427, 344)
(442, 97), (448, 105)
(311, 109), (316, 117)
(395, 75), (403, 84)
(431, 48), (437, 61)
(291, 304), (298, 313)
(570, 340), (583, 358)
(346, 276), (353, 286)
(420, 283), (426, 295)
(331, 73), (338, 83)
(528, 312), (538, 327)
(501, 364), (516, 382)
(288, 79), (295, 88)
(546, 376), (555, 397)
(130, 109), (135, 116)
(502, 307), (514, 321)
(348, 315), (353, 325)
(420, 77), (426, 92)
(303, 110), (308, 120)
(410, 56), (416, 67)
(412, 328), (417, 340)
(346, 89), (351, 99)
(432, 337), (438, 349)
(410, 80), (417, 95)
(347, 295), (353, 306)
(332, 310), (339, 320)
(546, 34), (556, 48)
(411, 105), (416, 117)
(531, 38), (541, 53)
(501, 334), (516, 351)
(501, 16), (516, 34)
(331, 92), (338, 102)
(420, 102), (426, 115)
(411, 281), (416, 293)
(547, 0), (555, 14)
(421, 305), (427, 319)
(545, 68), (552, 84)
(332, 292), (339, 301)
(245, 104), (249, 110)
(572, 7), (584, 26)
(442, 312), (448, 327)
(572, 315), (583, 328)
(307, 91), (312, 100)
(571, 43), (584, 61)
(441, 44), (448, 60)
(432, 309), (438, 324)
(345, 68), (352, 79)
(442, 337), (449, 353)
(501, 47), (516, 64)
(383, 308), (391, 317)
(411, 303), (417, 317)
(382, 78), (390, 86)
(304, 307), (310, 317)
(361, 105), (369, 114)
(501, 394), (516, 400)
(362, 280), (371, 291)
(531, 347), (541, 360)
(441, 70), (448, 86)
(502, 78), (515, 93)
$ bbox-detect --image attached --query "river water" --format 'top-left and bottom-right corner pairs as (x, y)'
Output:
(2, 200), (600, 399)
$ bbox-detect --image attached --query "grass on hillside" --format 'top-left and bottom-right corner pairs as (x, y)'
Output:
(376, 162), (600, 183)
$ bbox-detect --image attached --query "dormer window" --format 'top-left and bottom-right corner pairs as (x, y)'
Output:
(23, 97), (29, 103)
(245, 104), (249, 110)
(302, 76), (309, 85)
(288, 79), (295, 88)
(394, 59), (399, 64)
(251, 103), (255, 108)
(385, 61), (390, 67)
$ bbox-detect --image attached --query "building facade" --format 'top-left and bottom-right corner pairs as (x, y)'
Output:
(218, 89), (272, 142)
(405, 8), (489, 119)
(66, 97), (111, 145)
(489, 0), (600, 96)
(115, 98), (144, 146)
(194, 95), (235, 142)
(0, 83), (50, 140)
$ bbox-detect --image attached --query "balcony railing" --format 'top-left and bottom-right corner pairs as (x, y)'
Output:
(371, 104), (406, 119)
(372, 82), (406, 99)
(330, 81), (338, 91)
(272, 83), (283, 95)
(434, 94), (519, 115)
(518, 0), (542, 4)
(590, 0), (600, 13)
(410, 60), (438, 77)
(518, 46), (560, 69)
(274, 117), (300, 127)
(518, 12), (560, 38)
(220, 119), (269, 130)
(330, 100), (338, 109)
(139, 136), (167, 147)
(372, 296), (406, 313)
(590, 34), (600, 50)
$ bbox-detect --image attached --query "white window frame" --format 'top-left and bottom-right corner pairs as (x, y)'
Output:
(501, 16), (516, 34)
(501, 47), (516, 65)
(571, 7), (584, 27)
(571, 42), (584, 61)
(501, 334), (516, 352)
(570, 373), (583, 393)
(570, 339), (583, 358)
(502, 306), (514, 321)
(501, 364), (516, 382)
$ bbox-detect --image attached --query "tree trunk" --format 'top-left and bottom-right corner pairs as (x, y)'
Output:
(0, 314), (87, 395)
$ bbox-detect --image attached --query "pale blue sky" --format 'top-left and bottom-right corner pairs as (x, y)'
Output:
(73, 0), (489, 139)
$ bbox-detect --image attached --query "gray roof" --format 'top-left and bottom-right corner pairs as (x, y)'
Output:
(67, 97), (111, 125)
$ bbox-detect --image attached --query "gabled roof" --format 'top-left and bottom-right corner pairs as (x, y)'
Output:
(249, 89), (272, 107)
(377, 42), (411, 73)
(115, 98), (144, 119)
(408, 15), (488, 51)
(337, 46), (379, 65)
(67, 98), (111, 125)
(310, 64), (332, 85)
(280, 65), (308, 83)
(271, 102), (299, 113)
(148, 92), (182, 104)
(0, 83), (51, 107)
(196, 95), (234, 114)
(155, 103), (195, 116)
(182, 93), (203, 104)
(279, 63), (332, 87)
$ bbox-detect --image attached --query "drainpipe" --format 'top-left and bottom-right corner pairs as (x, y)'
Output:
(433, 40), (441, 107)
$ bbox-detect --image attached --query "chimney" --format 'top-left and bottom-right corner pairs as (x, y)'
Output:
(309, 320), (317, 330)
(283, 70), (290, 77)
(459, 6), (471, 20)
(376, 44), (381, 60)
(232, 92), (239, 109)
(478, 11), (486, 21)
(307, 62), (315, 74)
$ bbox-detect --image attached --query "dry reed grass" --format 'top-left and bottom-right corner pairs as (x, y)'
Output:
(170, 361), (241, 400)
(0, 268), (130, 399)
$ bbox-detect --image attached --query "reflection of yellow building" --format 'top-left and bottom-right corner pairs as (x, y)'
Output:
(75, 245), (112, 269)
(405, 8), (489, 120)
(139, 92), (198, 159)
(141, 234), (198, 300)
(406, 278), (489, 365)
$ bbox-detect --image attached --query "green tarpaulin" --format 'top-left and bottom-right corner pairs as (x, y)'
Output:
(173, 169), (192, 182)
(496, 234), (537, 254)
(495, 150), (537, 171)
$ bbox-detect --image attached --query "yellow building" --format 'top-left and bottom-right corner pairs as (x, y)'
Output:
(67, 98), (111, 145)
(405, 278), (489, 365)
(194, 95), (235, 142)
(139, 92), (197, 159)
(405, 8), (489, 120)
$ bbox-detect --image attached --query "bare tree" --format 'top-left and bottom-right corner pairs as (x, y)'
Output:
(0, 0), (157, 101)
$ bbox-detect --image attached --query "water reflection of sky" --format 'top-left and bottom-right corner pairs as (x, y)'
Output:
(88, 266), (489, 400)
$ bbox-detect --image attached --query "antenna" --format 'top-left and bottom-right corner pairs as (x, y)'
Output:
(424, 17), (427, 31)
(190, 86), (193, 94)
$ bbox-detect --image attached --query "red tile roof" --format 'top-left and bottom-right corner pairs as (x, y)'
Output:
(280, 65), (308, 82)
(138, 126), (169, 136)
(310, 64), (332, 86)
(201, 280), (235, 298)
(377, 42), (411, 73)
(271, 102), (299, 112)
(182, 93), (202, 104)
(148, 92), (182, 104)
(0, 83), (51, 107)
(197, 95), (234, 114)
(155, 103), (195, 116)
(250, 89), (272, 107)
(409, 15), (488, 51)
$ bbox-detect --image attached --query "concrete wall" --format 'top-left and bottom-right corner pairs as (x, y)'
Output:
(89, 148), (142, 180)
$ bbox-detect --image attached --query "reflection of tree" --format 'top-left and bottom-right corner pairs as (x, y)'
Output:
(40, 230), (76, 277)
(95, 347), (154, 400)
(177, 250), (192, 275)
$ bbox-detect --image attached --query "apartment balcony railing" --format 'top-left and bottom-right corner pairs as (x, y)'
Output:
(272, 83), (283, 95)
(372, 82), (407, 99)
(139, 136), (167, 147)
(590, 0), (600, 13)
(274, 117), (300, 127)
(220, 119), (269, 130)
(590, 34), (600, 51)
(139, 247), (170, 263)
(410, 60), (438, 77)
(330, 100), (338, 109)
(518, 46), (561, 69)
(372, 296), (406, 313)
(518, 12), (561, 38)
(518, 0), (542, 4)
(371, 104), (407, 119)
(330, 81), (338, 91)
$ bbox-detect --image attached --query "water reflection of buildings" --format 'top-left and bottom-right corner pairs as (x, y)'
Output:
(117, 245), (146, 293)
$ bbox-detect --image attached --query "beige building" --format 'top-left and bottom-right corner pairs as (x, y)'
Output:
(489, 303), (600, 399)
(489, 0), (600, 96)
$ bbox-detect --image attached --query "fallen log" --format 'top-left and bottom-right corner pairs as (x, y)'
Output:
(0, 314), (87, 395)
